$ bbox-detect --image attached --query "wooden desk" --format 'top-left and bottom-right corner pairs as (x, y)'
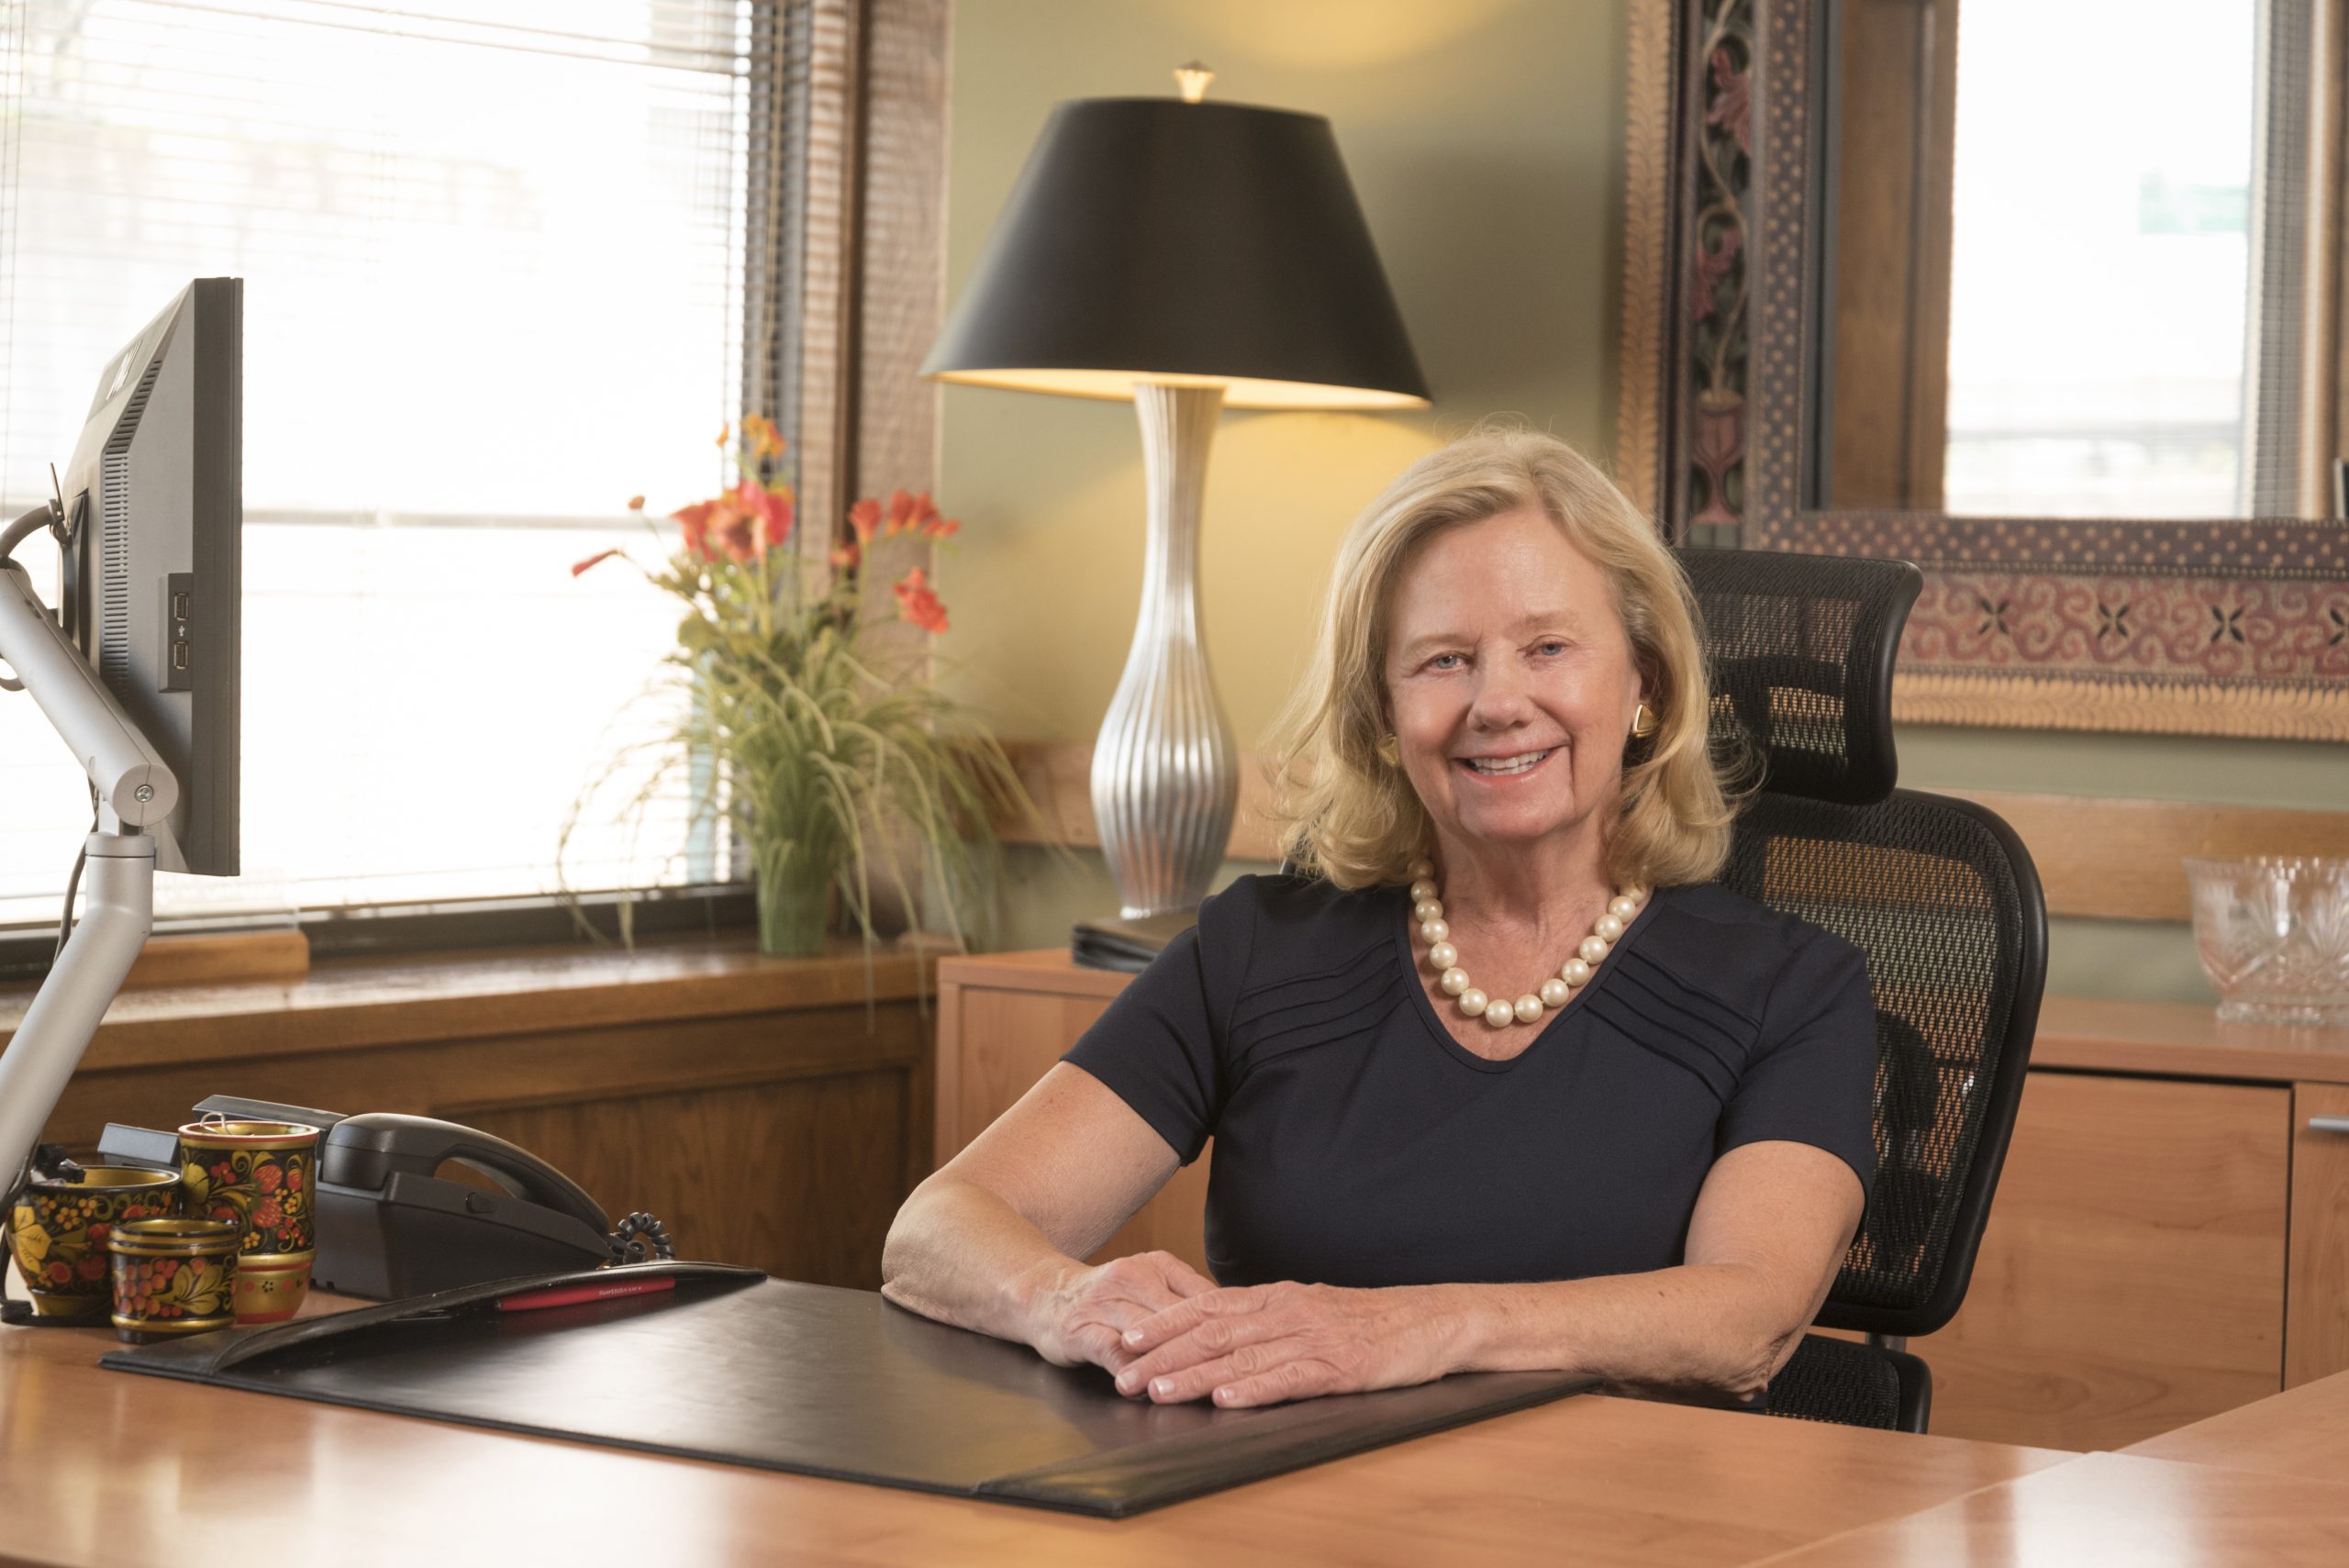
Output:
(19, 1271), (2349, 1564)
(0, 1282), (2067, 1568)
(2123, 1366), (2349, 1487)
(1757, 1452), (2349, 1566)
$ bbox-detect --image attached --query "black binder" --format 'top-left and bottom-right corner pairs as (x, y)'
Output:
(1070, 909), (1198, 972)
(102, 1263), (1595, 1517)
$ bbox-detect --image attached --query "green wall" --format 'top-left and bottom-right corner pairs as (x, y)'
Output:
(936, 0), (2349, 1002)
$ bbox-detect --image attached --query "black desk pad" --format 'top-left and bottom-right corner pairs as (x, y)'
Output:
(102, 1264), (1596, 1517)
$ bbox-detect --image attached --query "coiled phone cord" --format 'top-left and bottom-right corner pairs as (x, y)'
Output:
(607, 1211), (675, 1264)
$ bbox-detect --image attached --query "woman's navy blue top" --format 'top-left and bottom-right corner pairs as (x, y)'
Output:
(1063, 873), (1877, 1289)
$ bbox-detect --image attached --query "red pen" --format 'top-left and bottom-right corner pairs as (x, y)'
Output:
(495, 1275), (678, 1313)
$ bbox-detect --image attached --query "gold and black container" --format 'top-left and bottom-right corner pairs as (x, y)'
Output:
(106, 1217), (243, 1342)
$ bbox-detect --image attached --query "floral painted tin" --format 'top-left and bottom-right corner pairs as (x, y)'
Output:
(174, 1119), (318, 1324)
(6, 1166), (183, 1319)
(107, 1217), (243, 1341)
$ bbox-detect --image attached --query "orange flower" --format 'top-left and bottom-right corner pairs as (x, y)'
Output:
(625, 495), (645, 512)
(884, 490), (957, 539)
(740, 413), (786, 461)
(668, 500), (714, 559)
(707, 495), (758, 562)
(571, 548), (622, 577)
(736, 479), (794, 551)
(829, 543), (861, 570)
(672, 493), (770, 565)
(893, 567), (949, 634)
(847, 497), (882, 546)
(714, 423), (730, 450)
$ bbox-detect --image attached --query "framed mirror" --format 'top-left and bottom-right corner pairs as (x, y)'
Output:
(1620, 0), (2349, 737)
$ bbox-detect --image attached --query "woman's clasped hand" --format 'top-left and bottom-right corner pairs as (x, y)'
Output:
(1023, 1249), (1217, 1374)
(1105, 1280), (1460, 1408)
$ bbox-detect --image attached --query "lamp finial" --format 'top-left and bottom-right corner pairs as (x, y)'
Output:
(1174, 61), (1214, 104)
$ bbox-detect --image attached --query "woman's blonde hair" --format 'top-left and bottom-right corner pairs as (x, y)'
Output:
(1264, 428), (1735, 890)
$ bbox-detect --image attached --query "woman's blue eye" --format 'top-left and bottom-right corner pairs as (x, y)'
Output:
(1537, 640), (1567, 656)
(1429, 652), (1464, 670)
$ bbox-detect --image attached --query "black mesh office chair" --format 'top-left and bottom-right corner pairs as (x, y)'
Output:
(1678, 548), (2046, 1432)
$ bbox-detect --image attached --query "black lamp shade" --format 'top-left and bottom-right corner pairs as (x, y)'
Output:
(922, 97), (1430, 410)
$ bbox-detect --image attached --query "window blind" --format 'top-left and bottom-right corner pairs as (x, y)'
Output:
(0, 0), (795, 930)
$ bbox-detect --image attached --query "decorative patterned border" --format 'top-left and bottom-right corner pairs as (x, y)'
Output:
(1896, 672), (2349, 740)
(1784, 512), (2349, 577)
(1683, 0), (1754, 543)
(1907, 573), (2349, 684)
(1629, 0), (2349, 736)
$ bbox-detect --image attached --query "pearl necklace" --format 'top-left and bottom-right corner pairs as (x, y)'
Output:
(1407, 857), (1648, 1029)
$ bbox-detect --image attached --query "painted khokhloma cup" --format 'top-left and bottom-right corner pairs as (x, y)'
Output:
(107, 1218), (242, 1341)
(174, 1119), (318, 1325)
(6, 1166), (184, 1318)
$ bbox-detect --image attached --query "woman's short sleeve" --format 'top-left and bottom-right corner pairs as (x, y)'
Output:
(1059, 881), (1255, 1165)
(1715, 929), (1878, 1193)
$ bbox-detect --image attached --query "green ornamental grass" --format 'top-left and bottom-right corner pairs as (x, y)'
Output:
(569, 415), (1050, 960)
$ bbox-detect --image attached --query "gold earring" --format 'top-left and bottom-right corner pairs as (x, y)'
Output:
(1631, 703), (1659, 739)
(1376, 732), (1401, 767)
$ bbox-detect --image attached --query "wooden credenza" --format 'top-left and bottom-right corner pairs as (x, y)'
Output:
(7, 937), (936, 1290)
(935, 951), (2349, 1452)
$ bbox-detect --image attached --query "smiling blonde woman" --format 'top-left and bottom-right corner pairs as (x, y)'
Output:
(882, 429), (1876, 1415)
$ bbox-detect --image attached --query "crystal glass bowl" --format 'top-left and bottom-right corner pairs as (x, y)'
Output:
(2185, 857), (2349, 1027)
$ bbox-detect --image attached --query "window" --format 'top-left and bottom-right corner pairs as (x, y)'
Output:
(0, 1), (799, 938)
(1943, 0), (2298, 518)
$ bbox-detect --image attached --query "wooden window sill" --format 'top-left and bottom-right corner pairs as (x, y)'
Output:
(1, 933), (935, 1073)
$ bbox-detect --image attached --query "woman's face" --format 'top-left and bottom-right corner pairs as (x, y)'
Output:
(1382, 506), (1645, 861)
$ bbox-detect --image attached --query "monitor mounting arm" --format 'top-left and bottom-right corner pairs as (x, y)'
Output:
(0, 554), (179, 1207)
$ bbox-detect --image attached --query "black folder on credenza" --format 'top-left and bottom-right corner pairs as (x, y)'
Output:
(101, 1264), (1596, 1517)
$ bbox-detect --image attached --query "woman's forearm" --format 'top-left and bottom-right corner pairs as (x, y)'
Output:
(1437, 1261), (1814, 1402)
(879, 1175), (1080, 1348)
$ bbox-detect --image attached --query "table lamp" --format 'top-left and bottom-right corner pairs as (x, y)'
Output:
(923, 66), (1429, 921)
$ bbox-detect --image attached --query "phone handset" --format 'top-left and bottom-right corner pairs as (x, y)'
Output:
(320, 1113), (610, 1236)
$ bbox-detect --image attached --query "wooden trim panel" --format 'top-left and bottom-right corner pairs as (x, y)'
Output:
(121, 929), (310, 990)
(995, 740), (2349, 924)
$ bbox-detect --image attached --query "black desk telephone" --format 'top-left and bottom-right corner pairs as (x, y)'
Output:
(99, 1095), (674, 1300)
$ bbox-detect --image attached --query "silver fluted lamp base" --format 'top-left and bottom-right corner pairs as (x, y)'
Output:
(1090, 382), (1239, 919)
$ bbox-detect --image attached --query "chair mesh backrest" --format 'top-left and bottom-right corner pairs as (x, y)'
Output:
(1675, 550), (1920, 805)
(1679, 548), (2042, 1333)
(1720, 792), (2037, 1326)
